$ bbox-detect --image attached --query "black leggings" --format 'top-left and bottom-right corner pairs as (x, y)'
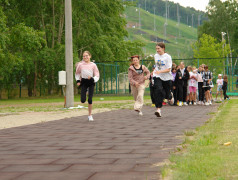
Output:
(177, 84), (183, 101)
(80, 80), (95, 104)
(223, 89), (229, 100)
(198, 82), (204, 101)
(153, 78), (172, 108)
(150, 85), (155, 104)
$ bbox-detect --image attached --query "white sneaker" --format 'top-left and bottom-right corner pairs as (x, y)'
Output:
(179, 101), (182, 107)
(88, 115), (94, 121)
(205, 102), (209, 106)
(209, 101), (212, 105)
(202, 102), (205, 105)
(189, 102), (192, 105)
(139, 111), (143, 116)
(155, 109), (162, 117)
(184, 102), (188, 106)
(198, 101), (201, 105)
(194, 102), (197, 105)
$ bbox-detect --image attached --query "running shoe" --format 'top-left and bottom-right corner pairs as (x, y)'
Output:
(183, 102), (188, 106)
(139, 111), (143, 116)
(155, 109), (161, 117)
(88, 115), (94, 121)
(179, 101), (183, 107)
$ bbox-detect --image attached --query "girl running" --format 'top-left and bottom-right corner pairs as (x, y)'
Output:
(75, 51), (100, 121)
(128, 55), (150, 116)
(153, 42), (173, 117)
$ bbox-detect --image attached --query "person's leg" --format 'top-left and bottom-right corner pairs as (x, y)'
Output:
(80, 84), (88, 103)
(131, 85), (138, 101)
(150, 85), (155, 104)
(162, 80), (172, 100)
(154, 78), (163, 112)
(135, 85), (145, 111)
(178, 84), (183, 102)
(198, 82), (202, 102)
(87, 84), (95, 116)
(135, 85), (145, 112)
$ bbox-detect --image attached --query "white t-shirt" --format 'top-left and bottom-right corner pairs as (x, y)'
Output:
(188, 72), (198, 87)
(153, 53), (173, 81)
(216, 79), (223, 86)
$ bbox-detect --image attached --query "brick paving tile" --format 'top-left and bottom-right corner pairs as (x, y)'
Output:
(0, 104), (218, 180)
(14, 172), (93, 180)
(0, 172), (24, 180)
(0, 165), (69, 172)
(89, 172), (160, 180)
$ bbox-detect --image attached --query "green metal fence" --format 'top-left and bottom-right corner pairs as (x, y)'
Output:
(0, 58), (237, 99)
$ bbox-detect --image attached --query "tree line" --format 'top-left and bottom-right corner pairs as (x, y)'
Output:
(0, 0), (144, 99)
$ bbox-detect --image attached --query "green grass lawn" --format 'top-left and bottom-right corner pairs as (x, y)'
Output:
(125, 6), (197, 58)
(162, 99), (238, 180)
(0, 95), (152, 113)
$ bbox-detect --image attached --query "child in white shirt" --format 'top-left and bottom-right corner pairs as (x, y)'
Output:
(188, 67), (198, 105)
(215, 74), (223, 101)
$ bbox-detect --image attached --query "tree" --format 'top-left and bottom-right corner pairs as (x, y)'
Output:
(192, 34), (230, 74)
(199, 0), (238, 57)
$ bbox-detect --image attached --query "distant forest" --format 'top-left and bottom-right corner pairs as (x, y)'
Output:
(135, 0), (207, 27)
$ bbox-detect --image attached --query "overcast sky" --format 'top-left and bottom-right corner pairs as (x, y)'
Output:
(169, 0), (210, 12)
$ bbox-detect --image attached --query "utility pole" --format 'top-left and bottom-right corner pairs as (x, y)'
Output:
(145, 0), (146, 11)
(167, 4), (170, 19)
(177, 4), (180, 38)
(65, 0), (74, 108)
(139, 4), (141, 29)
(154, 7), (156, 31)
(198, 15), (201, 26)
(164, 0), (168, 41)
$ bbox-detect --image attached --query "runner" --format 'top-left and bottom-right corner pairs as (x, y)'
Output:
(128, 55), (150, 116)
(75, 51), (100, 121)
(153, 42), (173, 117)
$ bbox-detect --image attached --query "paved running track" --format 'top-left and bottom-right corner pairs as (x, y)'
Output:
(0, 104), (218, 180)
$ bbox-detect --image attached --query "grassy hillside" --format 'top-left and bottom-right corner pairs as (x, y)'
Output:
(125, 6), (198, 58)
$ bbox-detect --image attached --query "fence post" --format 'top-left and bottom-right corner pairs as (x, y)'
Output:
(19, 84), (21, 98)
(116, 62), (118, 94)
(111, 65), (113, 94)
(104, 64), (105, 94)
(118, 65), (120, 94)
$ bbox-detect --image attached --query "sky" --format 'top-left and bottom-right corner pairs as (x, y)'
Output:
(169, 0), (210, 12)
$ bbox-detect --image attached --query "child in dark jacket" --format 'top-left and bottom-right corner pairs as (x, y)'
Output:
(222, 75), (229, 100)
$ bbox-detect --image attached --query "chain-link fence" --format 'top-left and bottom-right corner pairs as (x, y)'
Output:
(0, 58), (237, 99)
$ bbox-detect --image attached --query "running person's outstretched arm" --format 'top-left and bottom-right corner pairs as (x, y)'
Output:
(142, 65), (150, 80)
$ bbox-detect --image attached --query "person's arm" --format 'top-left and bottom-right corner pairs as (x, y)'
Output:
(143, 65), (150, 80)
(183, 70), (190, 81)
(75, 64), (81, 86)
(155, 68), (171, 75)
(128, 69), (137, 86)
(91, 64), (100, 83)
